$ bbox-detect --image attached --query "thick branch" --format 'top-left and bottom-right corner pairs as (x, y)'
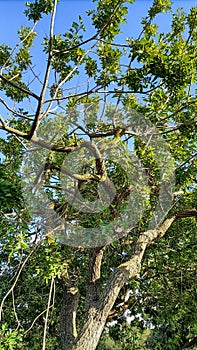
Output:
(47, 162), (100, 181)
(42, 140), (107, 182)
(0, 120), (29, 139)
(72, 209), (197, 350)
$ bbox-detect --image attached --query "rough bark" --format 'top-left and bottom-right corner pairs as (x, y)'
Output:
(85, 247), (105, 311)
(62, 209), (197, 350)
(60, 277), (79, 349)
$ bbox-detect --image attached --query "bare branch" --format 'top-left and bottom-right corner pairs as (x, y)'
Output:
(46, 163), (100, 182)
(0, 242), (40, 322)
(176, 152), (197, 170)
(158, 119), (197, 135)
(52, 33), (98, 55)
(29, 0), (58, 139)
(44, 84), (102, 104)
(0, 97), (34, 120)
(12, 289), (21, 330)
(0, 119), (29, 139)
(0, 74), (39, 100)
(42, 277), (55, 350)
(24, 307), (53, 335)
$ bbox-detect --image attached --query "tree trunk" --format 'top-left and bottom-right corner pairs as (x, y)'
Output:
(60, 277), (79, 349)
(72, 250), (144, 349)
(85, 247), (104, 311)
(61, 209), (197, 350)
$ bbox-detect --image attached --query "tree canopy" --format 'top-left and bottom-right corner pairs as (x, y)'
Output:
(0, 1), (196, 349)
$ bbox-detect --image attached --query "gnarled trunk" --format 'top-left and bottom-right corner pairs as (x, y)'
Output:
(60, 210), (197, 350)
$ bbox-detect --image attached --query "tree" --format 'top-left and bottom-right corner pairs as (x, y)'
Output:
(0, 0), (196, 349)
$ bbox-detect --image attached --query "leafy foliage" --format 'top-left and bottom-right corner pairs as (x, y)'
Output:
(0, 0), (196, 349)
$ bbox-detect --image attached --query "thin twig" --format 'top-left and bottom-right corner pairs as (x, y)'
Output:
(42, 277), (55, 350)
(1, 23), (37, 71)
(24, 308), (52, 335)
(0, 97), (34, 120)
(0, 74), (39, 100)
(0, 243), (39, 322)
(12, 289), (21, 330)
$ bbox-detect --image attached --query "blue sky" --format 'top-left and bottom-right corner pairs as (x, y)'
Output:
(0, 0), (196, 80)
(0, 1), (196, 44)
(0, 0), (196, 122)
